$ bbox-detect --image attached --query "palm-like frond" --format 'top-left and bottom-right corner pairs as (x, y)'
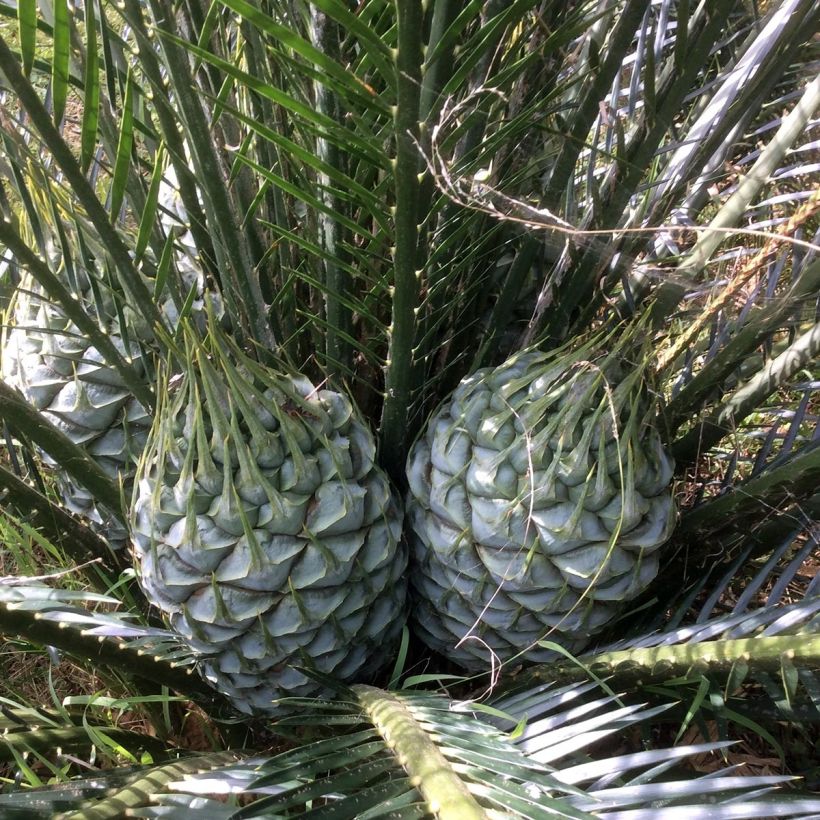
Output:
(515, 593), (820, 716)
(0, 701), (170, 766)
(0, 580), (220, 704)
(508, 514), (820, 731)
(2, 525), (819, 816)
(1, 680), (818, 818)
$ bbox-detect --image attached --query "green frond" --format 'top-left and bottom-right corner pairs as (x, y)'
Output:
(508, 582), (820, 728)
(0, 704), (168, 765)
(0, 582), (223, 707)
(6, 682), (819, 818)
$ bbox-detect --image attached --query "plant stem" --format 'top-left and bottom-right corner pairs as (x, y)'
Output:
(117, 0), (218, 286)
(59, 752), (241, 820)
(524, 634), (820, 691)
(310, 6), (351, 382)
(355, 685), (487, 820)
(0, 596), (219, 702)
(0, 725), (168, 762)
(379, 0), (423, 482)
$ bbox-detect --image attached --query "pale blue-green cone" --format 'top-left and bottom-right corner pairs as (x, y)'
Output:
(131, 330), (407, 715)
(3, 277), (151, 546)
(406, 341), (675, 671)
(2, 173), (219, 547)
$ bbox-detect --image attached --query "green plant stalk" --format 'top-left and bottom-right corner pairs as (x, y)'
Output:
(17, 0), (36, 76)
(58, 751), (242, 820)
(0, 37), (166, 341)
(0, 725), (167, 762)
(50, 0), (69, 126)
(0, 463), (126, 578)
(678, 442), (820, 539)
(144, 0), (275, 354)
(526, 634), (820, 690)
(268, 179), (303, 362)
(418, 0), (460, 124)
(78, 0), (99, 173)
(53, 10), (166, 266)
(0, 222), (154, 411)
(0, 381), (124, 517)
(206, 46), (272, 279)
(379, 0), (423, 482)
(666, 258), (820, 434)
(654, 72), (820, 320)
(0, 596), (218, 702)
(674, 320), (820, 464)
(310, 6), (351, 382)
(236, 20), (277, 194)
(354, 685), (488, 820)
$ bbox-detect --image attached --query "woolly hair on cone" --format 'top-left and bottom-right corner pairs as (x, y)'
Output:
(405, 327), (675, 671)
(131, 326), (407, 715)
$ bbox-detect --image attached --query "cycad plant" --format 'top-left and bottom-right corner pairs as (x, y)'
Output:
(0, 0), (819, 814)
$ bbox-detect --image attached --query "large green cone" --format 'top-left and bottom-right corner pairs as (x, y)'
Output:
(406, 337), (675, 670)
(2, 263), (151, 546)
(131, 330), (408, 715)
(2, 170), (216, 547)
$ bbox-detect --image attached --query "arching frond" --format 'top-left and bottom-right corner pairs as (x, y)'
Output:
(3, 684), (818, 818)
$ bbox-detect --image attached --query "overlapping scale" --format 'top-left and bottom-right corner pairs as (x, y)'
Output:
(3, 288), (151, 545)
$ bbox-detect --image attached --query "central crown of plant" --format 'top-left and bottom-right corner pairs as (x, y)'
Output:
(131, 328), (407, 714)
